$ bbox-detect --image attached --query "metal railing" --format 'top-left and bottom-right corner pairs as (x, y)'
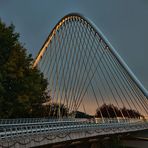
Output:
(0, 118), (148, 140)
(0, 117), (79, 126)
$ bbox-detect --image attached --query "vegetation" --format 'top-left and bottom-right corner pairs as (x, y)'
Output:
(96, 104), (142, 118)
(0, 20), (50, 118)
(42, 102), (69, 117)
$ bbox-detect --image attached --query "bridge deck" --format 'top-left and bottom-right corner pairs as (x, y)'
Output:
(0, 119), (148, 148)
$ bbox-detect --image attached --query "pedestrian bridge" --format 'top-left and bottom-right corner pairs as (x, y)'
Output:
(0, 118), (148, 147)
(0, 13), (148, 147)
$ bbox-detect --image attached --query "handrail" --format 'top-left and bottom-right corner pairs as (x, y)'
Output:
(0, 119), (147, 140)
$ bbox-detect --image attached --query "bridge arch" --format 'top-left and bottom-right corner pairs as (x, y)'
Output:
(33, 13), (148, 118)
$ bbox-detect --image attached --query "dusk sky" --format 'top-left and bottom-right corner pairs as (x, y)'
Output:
(0, 0), (148, 91)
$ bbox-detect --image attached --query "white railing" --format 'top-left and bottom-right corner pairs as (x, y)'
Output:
(0, 117), (79, 126)
(0, 118), (147, 140)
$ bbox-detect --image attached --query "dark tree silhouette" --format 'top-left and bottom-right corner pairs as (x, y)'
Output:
(96, 104), (142, 118)
(121, 107), (141, 119)
(0, 20), (49, 118)
(42, 102), (69, 118)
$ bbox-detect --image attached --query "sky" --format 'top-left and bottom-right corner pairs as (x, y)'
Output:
(0, 0), (148, 91)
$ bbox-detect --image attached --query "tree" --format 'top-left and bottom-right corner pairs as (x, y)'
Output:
(42, 102), (69, 118)
(0, 20), (49, 118)
(95, 104), (142, 119)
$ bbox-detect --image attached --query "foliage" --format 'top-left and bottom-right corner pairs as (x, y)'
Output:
(0, 20), (49, 118)
(95, 104), (142, 118)
(42, 102), (69, 118)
